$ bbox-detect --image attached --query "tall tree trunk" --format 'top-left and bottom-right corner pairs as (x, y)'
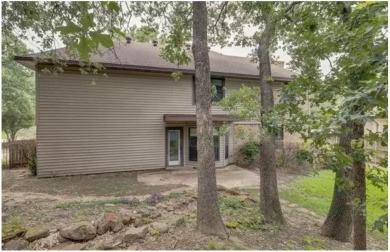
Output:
(352, 122), (366, 250)
(192, 1), (228, 238)
(321, 124), (353, 242)
(257, 15), (285, 225)
(321, 3), (357, 243)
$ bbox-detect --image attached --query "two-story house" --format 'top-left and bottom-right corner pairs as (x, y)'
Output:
(15, 41), (294, 177)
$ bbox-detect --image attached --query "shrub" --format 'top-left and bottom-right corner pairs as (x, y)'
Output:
(239, 142), (260, 167)
(2, 160), (9, 169)
(17, 139), (37, 175)
(276, 142), (309, 172)
(28, 154), (37, 176)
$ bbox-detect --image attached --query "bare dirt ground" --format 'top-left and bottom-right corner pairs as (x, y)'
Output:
(2, 168), (387, 250)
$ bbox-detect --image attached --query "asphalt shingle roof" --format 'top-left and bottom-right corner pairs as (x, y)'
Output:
(17, 41), (294, 80)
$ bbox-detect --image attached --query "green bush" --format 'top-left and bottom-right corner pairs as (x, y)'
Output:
(276, 143), (310, 171)
(240, 142), (260, 166)
(28, 155), (37, 176)
(18, 140), (37, 176)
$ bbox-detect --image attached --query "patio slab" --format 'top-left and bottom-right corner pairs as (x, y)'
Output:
(138, 165), (259, 189)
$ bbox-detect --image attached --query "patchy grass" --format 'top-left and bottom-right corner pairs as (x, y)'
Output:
(301, 235), (327, 250)
(219, 195), (264, 230)
(2, 169), (183, 197)
(55, 198), (127, 209)
(279, 169), (388, 237)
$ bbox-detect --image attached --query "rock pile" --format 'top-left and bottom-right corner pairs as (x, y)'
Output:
(2, 207), (167, 250)
(2, 226), (49, 250)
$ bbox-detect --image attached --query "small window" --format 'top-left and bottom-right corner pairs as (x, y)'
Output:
(225, 134), (229, 159)
(211, 78), (224, 102)
(192, 77), (225, 104)
(189, 128), (198, 161)
(214, 128), (220, 161)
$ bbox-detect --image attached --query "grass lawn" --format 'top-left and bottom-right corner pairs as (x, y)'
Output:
(280, 169), (388, 237)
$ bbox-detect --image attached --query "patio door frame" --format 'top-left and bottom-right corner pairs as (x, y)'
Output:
(166, 127), (184, 167)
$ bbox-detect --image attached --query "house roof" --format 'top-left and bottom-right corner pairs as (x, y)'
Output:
(15, 41), (294, 81)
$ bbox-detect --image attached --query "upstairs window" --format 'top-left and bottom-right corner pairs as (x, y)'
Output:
(193, 77), (225, 104)
(211, 78), (224, 102)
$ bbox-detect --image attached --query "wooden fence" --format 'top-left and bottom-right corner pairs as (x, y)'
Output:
(2, 139), (36, 168)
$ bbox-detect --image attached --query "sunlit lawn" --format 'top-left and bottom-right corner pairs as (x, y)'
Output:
(280, 169), (388, 237)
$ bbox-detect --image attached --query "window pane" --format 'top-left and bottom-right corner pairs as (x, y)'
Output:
(211, 79), (223, 86)
(214, 135), (220, 161)
(225, 134), (229, 159)
(211, 78), (224, 102)
(189, 127), (220, 161)
(190, 128), (197, 137)
(169, 130), (180, 162)
(193, 77), (224, 103)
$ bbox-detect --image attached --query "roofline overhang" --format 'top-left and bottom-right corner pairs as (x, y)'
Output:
(14, 56), (293, 82)
(164, 114), (239, 123)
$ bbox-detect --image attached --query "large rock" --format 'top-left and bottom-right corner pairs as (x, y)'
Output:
(175, 217), (186, 228)
(96, 213), (124, 234)
(88, 235), (123, 250)
(24, 226), (49, 242)
(109, 214), (124, 233)
(51, 243), (87, 250)
(29, 233), (62, 249)
(150, 222), (169, 234)
(3, 239), (29, 250)
(119, 209), (134, 225)
(2, 225), (26, 242)
(133, 219), (143, 228)
(95, 214), (110, 235)
(127, 245), (138, 250)
(59, 222), (96, 241)
(121, 227), (148, 243)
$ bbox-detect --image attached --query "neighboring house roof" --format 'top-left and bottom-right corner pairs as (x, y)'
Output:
(15, 41), (294, 81)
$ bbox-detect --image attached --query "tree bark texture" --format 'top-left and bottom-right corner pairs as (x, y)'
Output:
(257, 15), (285, 225)
(192, 1), (228, 238)
(352, 122), (366, 250)
(321, 124), (353, 242)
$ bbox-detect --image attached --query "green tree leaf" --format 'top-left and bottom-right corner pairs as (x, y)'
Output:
(98, 34), (114, 48)
(55, 22), (83, 35)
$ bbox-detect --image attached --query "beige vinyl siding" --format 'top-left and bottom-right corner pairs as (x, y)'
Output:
(37, 72), (188, 177)
(36, 71), (284, 177)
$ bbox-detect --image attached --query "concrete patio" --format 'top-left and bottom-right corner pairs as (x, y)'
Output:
(138, 165), (260, 189)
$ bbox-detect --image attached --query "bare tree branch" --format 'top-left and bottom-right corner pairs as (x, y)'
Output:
(283, 1), (302, 23)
